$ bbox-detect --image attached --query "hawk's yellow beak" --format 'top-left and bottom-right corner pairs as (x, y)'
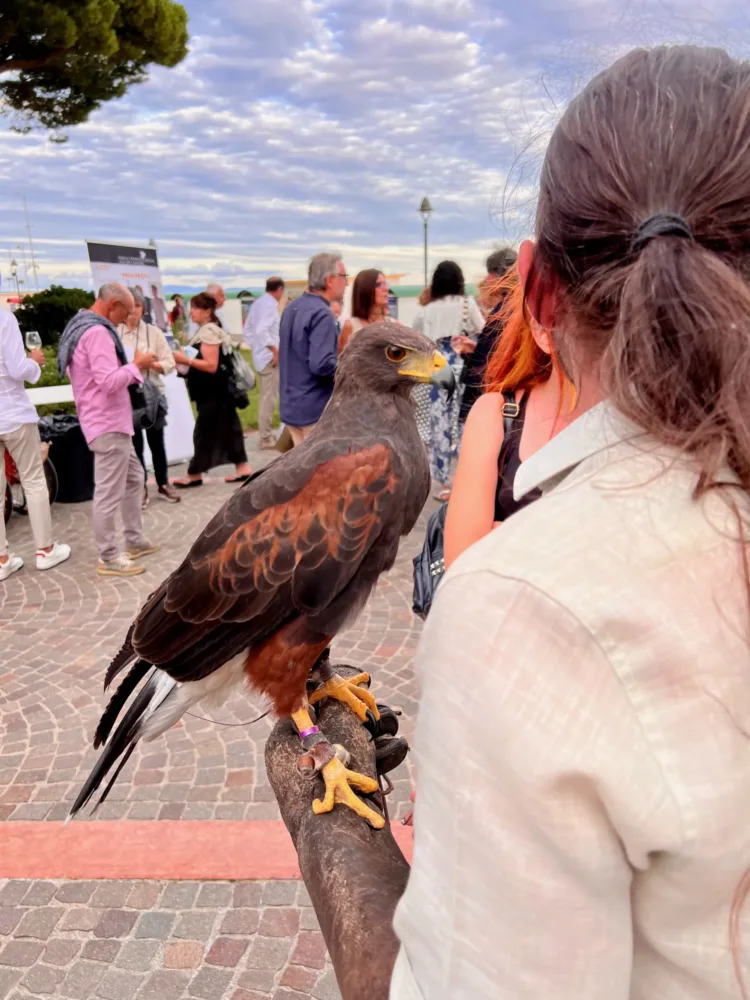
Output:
(399, 350), (456, 394)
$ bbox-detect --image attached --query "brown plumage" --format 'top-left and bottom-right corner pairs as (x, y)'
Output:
(70, 322), (454, 817)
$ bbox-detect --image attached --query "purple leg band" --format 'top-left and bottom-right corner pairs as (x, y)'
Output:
(299, 725), (320, 741)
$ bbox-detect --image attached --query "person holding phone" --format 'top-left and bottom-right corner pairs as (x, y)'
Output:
(117, 289), (181, 506)
(173, 293), (252, 487)
(0, 310), (71, 581)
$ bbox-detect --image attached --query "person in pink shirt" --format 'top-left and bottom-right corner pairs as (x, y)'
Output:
(59, 283), (161, 577)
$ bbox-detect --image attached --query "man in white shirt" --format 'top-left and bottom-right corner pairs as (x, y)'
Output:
(0, 309), (71, 579)
(242, 277), (285, 449)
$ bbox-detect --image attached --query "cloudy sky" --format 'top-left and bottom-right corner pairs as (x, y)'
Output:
(0, 0), (743, 292)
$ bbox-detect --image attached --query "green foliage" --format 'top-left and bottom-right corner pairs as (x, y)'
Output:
(0, 0), (189, 134)
(14, 285), (94, 346)
(35, 345), (75, 417)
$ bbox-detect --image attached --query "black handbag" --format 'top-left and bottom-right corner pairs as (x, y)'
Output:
(411, 501), (448, 620)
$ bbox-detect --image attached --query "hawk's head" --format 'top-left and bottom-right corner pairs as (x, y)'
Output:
(337, 322), (456, 396)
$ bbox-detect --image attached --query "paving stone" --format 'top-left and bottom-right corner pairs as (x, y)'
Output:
(0, 884), (31, 907)
(125, 884), (162, 910)
(159, 884), (200, 910)
(59, 960), (108, 999)
(259, 908), (300, 938)
(291, 933), (327, 971)
(0, 942), (44, 967)
(172, 912), (216, 941)
(60, 909), (100, 932)
(135, 970), (190, 1000)
(237, 970), (277, 993)
(233, 884), (263, 908)
(20, 882), (58, 906)
(42, 940), (81, 967)
(55, 883), (96, 904)
(94, 968), (144, 1000)
(220, 908), (261, 935)
(205, 937), (248, 968)
(163, 942), (204, 970)
(135, 912), (175, 940)
(281, 967), (318, 992)
(0, 968), (22, 999)
(246, 937), (293, 972)
(187, 967), (234, 999)
(261, 883), (298, 907)
(91, 883), (134, 908)
(231, 991), (270, 1000)
(20, 963), (64, 995)
(115, 941), (160, 973)
(195, 883), (232, 908)
(311, 970), (342, 1000)
(0, 909), (23, 936)
(94, 909), (139, 939)
(15, 907), (63, 940)
(81, 941), (121, 964)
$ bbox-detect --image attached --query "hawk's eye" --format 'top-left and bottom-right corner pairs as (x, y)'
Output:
(386, 345), (407, 363)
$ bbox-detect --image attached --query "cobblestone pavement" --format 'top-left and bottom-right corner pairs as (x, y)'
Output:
(0, 877), (342, 1000)
(0, 433), (426, 823)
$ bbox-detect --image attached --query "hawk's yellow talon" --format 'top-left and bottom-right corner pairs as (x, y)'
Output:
(312, 756), (385, 829)
(309, 671), (380, 723)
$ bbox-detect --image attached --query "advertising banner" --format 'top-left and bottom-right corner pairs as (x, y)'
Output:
(86, 242), (170, 334)
(86, 240), (195, 466)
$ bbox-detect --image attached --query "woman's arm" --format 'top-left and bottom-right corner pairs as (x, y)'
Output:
(175, 342), (219, 374)
(152, 326), (176, 376)
(444, 393), (506, 568)
(338, 319), (353, 354)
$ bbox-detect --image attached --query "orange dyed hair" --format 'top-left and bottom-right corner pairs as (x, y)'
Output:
(484, 266), (553, 394)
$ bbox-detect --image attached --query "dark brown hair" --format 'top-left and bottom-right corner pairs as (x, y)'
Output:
(266, 277), (285, 293)
(351, 269), (384, 321)
(532, 45), (750, 500)
(190, 292), (218, 325)
(533, 44), (750, 990)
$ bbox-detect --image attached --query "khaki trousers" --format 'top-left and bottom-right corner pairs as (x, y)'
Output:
(288, 423), (316, 447)
(0, 422), (52, 556)
(90, 432), (144, 562)
(257, 362), (280, 443)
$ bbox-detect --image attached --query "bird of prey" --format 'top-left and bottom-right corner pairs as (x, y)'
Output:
(70, 323), (454, 829)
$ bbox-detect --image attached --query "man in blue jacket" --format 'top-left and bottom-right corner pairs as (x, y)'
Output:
(279, 252), (347, 445)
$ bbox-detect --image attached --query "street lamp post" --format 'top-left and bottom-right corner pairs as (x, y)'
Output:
(418, 197), (433, 287)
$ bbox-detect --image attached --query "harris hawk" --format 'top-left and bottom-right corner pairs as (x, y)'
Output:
(70, 323), (455, 829)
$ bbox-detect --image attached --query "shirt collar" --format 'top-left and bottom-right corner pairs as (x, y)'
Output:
(513, 401), (644, 501)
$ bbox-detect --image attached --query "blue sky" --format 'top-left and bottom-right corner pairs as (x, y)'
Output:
(0, 0), (742, 291)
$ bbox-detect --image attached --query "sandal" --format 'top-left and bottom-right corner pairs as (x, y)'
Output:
(225, 475), (251, 484)
(433, 487), (451, 502)
(174, 478), (203, 489)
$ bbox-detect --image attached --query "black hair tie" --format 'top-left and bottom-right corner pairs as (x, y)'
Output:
(631, 213), (694, 254)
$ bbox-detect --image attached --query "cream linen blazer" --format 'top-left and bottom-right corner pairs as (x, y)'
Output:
(392, 404), (750, 1000)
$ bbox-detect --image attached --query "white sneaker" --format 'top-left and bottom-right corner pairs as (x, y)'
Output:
(97, 554), (145, 577)
(36, 542), (72, 571)
(0, 555), (24, 581)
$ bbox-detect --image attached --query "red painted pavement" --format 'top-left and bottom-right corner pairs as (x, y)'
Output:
(0, 820), (414, 880)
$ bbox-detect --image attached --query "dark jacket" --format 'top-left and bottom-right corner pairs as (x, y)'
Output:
(279, 292), (338, 426)
(459, 302), (504, 421)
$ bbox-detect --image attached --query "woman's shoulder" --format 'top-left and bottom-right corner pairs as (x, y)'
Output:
(196, 323), (227, 345)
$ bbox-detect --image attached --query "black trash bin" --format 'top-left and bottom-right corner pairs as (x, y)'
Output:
(38, 415), (95, 503)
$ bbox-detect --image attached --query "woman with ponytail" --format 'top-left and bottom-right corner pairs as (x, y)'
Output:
(390, 46), (750, 998)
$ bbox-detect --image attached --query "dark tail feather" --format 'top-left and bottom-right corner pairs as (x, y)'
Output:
(105, 627), (138, 691)
(92, 744), (137, 813)
(68, 672), (160, 820)
(95, 659), (150, 749)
